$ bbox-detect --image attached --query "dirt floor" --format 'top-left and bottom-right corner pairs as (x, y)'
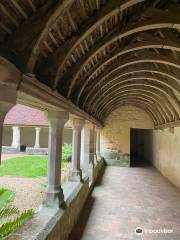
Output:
(0, 154), (71, 211)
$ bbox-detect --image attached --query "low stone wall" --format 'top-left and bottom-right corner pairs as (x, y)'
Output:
(91, 159), (105, 187)
(2, 146), (20, 154)
(26, 147), (48, 155)
(46, 177), (89, 240)
(9, 160), (105, 240)
(104, 157), (130, 167)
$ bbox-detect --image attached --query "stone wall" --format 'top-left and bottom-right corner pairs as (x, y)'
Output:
(100, 106), (153, 166)
(147, 127), (180, 188)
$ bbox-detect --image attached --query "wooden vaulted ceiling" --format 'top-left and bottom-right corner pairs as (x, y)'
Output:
(0, 0), (180, 127)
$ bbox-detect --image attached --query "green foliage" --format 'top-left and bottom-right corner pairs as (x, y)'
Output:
(0, 188), (34, 239)
(62, 143), (72, 162)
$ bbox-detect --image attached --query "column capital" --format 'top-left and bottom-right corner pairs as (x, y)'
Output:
(0, 85), (17, 122)
(70, 118), (85, 129)
(0, 57), (21, 89)
(46, 110), (69, 126)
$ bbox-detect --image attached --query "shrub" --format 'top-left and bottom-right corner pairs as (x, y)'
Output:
(0, 188), (34, 239)
(62, 143), (72, 162)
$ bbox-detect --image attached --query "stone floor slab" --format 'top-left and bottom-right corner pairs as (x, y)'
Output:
(69, 166), (180, 240)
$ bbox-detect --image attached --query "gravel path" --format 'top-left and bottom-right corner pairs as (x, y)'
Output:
(0, 176), (45, 211)
(0, 153), (71, 211)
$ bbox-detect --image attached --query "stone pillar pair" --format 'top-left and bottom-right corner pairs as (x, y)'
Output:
(11, 126), (41, 151)
(81, 124), (101, 182)
(45, 113), (85, 207)
(46, 111), (69, 207)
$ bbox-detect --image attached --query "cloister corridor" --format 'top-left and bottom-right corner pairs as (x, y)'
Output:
(69, 166), (180, 240)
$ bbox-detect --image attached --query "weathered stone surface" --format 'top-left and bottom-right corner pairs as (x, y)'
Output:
(147, 126), (180, 188)
(101, 105), (153, 166)
(26, 147), (48, 155)
(2, 146), (20, 154)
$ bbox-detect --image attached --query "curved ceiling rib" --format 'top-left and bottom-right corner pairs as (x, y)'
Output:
(63, 15), (180, 97)
(97, 96), (166, 124)
(85, 75), (180, 110)
(92, 84), (179, 121)
(101, 99), (161, 125)
(95, 92), (174, 123)
(80, 53), (180, 103)
(84, 69), (180, 110)
(1, 0), (180, 128)
(102, 102), (159, 124)
(75, 43), (180, 103)
(97, 89), (176, 121)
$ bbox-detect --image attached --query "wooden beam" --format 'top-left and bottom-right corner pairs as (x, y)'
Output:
(10, 0), (28, 19)
(85, 68), (180, 110)
(28, 0), (37, 12)
(0, 2), (19, 26)
(81, 53), (180, 107)
(36, 0), (144, 88)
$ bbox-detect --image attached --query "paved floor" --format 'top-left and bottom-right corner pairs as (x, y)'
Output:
(69, 166), (180, 240)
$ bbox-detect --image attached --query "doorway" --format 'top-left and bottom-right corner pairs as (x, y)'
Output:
(130, 128), (152, 167)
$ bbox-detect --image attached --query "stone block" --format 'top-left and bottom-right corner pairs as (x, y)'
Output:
(2, 146), (20, 154)
(26, 147), (48, 155)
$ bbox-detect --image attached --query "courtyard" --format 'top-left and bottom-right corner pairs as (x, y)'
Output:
(0, 154), (71, 211)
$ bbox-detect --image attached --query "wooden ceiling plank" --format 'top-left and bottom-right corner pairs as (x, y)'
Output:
(55, 23), (65, 42)
(49, 32), (59, 47)
(0, 22), (12, 34)
(0, 2), (19, 27)
(28, 0), (37, 12)
(67, 10), (77, 32)
(44, 41), (53, 53)
(10, 0), (28, 19)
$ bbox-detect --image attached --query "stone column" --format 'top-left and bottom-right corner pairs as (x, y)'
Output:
(93, 126), (98, 164)
(0, 57), (20, 164)
(45, 110), (69, 208)
(96, 127), (101, 161)
(34, 127), (41, 148)
(81, 123), (94, 182)
(70, 118), (85, 181)
(11, 126), (21, 150)
(0, 111), (7, 164)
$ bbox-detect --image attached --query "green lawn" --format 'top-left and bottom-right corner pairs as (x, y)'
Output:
(0, 156), (64, 177)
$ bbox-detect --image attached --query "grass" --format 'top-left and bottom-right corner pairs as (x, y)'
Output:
(0, 156), (64, 178)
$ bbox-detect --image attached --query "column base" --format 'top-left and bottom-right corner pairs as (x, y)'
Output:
(82, 162), (94, 183)
(44, 187), (65, 208)
(97, 154), (102, 162)
(69, 169), (82, 182)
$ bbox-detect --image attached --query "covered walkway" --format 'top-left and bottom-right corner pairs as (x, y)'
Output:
(70, 166), (180, 240)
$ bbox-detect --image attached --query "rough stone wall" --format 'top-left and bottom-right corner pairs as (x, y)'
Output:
(101, 106), (153, 165)
(148, 127), (180, 188)
(47, 178), (89, 240)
